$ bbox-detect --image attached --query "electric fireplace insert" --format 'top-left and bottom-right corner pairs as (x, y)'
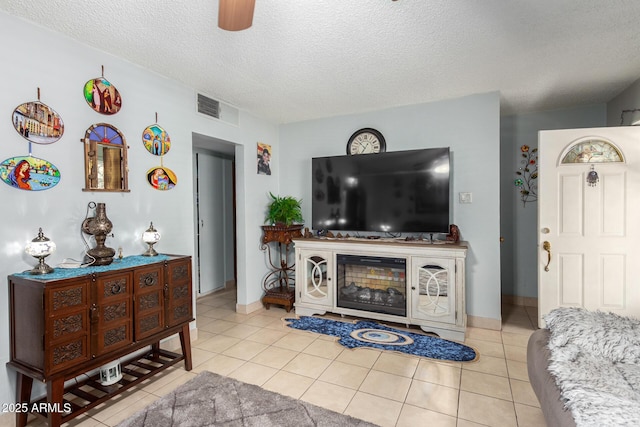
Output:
(336, 254), (406, 317)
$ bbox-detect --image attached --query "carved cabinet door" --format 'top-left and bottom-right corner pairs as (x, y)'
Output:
(93, 272), (133, 356)
(165, 258), (193, 328)
(133, 264), (165, 340)
(44, 279), (91, 374)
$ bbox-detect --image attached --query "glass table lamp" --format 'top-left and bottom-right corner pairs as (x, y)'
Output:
(142, 222), (161, 256)
(25, 227), (56, 274)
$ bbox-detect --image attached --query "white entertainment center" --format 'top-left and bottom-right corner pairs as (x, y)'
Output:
(293, 237), (468, 341)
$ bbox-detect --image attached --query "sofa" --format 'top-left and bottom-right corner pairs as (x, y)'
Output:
(527, 307), (640, 427)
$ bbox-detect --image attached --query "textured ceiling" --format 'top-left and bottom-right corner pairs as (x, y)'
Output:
(2, 0), (640, 124)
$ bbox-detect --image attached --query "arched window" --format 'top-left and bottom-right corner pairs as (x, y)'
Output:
(82, 123), (129, 192)
(560, 138), (624, 164)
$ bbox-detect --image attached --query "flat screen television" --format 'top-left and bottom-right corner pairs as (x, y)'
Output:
(311, 147), (451, 234)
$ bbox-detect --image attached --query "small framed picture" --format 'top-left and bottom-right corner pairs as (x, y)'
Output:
(257, 142), (271, 175)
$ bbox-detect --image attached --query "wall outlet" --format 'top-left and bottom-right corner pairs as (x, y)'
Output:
(459, 192), (472, 204)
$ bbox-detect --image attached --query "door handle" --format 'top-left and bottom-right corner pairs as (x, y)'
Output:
(542, 241), (551, 272)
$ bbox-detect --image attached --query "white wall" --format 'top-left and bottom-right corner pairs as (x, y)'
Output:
(234, 114), (282, 310)
(0, 11), (279, 411)
(607, 76), (640, 126)
(499, 105), (606, 299)
(279, 92), (502, 323)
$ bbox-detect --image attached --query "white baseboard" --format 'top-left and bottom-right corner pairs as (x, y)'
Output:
(236, 300), (263, 314)
(467, 314), (502, 331)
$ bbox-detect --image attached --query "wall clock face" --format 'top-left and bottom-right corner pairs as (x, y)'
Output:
(347, 128), (386, 155)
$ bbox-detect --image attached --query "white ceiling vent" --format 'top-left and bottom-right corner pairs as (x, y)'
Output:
(196, 93), (239, 126)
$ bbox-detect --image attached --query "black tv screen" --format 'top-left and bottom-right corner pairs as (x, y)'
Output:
(312, 148), (451, 234)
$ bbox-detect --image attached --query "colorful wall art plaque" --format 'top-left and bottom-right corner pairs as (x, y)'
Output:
(12, 101), (64, 144)
(0, 156), (61, 191)
(142, 124), (171, 155)
(146, 166), (177, 190)
(83, 77), (122, 115)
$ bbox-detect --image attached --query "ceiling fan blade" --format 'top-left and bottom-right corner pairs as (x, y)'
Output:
(218, 0), (255, 31)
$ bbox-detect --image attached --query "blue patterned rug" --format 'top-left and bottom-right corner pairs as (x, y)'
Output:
(285, 316), (477, 362)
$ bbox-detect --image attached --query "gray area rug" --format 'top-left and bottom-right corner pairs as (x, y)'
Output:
(117, 371), (379, 427)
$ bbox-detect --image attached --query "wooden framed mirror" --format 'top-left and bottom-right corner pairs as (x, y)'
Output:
(82, 123), (129, 192)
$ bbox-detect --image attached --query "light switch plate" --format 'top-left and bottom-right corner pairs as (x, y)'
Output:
(459, 192), (472, 203)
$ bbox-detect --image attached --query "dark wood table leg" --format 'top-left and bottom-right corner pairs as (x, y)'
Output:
(15, 372), (33, 427)
(46, 377), (64, 427)
(179, 323), (193, 371)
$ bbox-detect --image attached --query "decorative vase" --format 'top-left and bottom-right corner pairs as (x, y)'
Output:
(82, 202), (115, 265)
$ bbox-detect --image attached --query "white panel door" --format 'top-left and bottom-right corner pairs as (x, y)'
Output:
(538, 127), (640, 327)
(196, 152), (225, 295)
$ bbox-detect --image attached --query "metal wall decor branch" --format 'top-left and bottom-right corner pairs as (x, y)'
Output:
(514, 145), (538, 206)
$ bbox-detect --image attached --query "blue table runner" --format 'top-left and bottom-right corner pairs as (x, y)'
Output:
(13, 255), (170, 281)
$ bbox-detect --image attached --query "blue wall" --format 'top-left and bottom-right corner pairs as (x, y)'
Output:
(279, 92), (502, 323)
(500, 105), (606, 299)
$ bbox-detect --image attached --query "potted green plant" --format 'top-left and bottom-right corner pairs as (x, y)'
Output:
(262, 192), (304, 244)
(265, 192), (303, 226)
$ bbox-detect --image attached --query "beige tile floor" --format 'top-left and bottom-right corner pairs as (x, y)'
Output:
(20, 289), (546, 427)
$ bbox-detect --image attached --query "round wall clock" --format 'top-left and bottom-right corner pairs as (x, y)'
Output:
(346, 128), (386, 155)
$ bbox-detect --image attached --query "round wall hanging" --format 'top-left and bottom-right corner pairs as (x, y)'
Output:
(0, 156), (61, 191)
(142, 124), (171, 155)
(12, 101), (64, 144)
(146, 166), (177, 190)
(83, 77), (122, 115)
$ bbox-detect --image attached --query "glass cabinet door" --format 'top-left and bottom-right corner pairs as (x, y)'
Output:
(299, 250), (332, 306)
(411, 257), (456, 325)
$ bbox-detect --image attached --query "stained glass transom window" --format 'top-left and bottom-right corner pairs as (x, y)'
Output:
(86, 123), (124, 146)
(561, 138), (624, 164)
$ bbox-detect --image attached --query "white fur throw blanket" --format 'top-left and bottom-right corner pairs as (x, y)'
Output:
(544, 308), (640, 426)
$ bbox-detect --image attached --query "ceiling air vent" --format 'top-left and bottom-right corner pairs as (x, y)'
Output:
(196, 93), (239, 126)
(197, 93), (220, 119)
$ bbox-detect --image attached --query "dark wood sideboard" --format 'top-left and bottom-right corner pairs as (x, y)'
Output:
(7, 255), (194, 427)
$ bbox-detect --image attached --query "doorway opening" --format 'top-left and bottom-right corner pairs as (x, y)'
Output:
(192, 133), (237, 302)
